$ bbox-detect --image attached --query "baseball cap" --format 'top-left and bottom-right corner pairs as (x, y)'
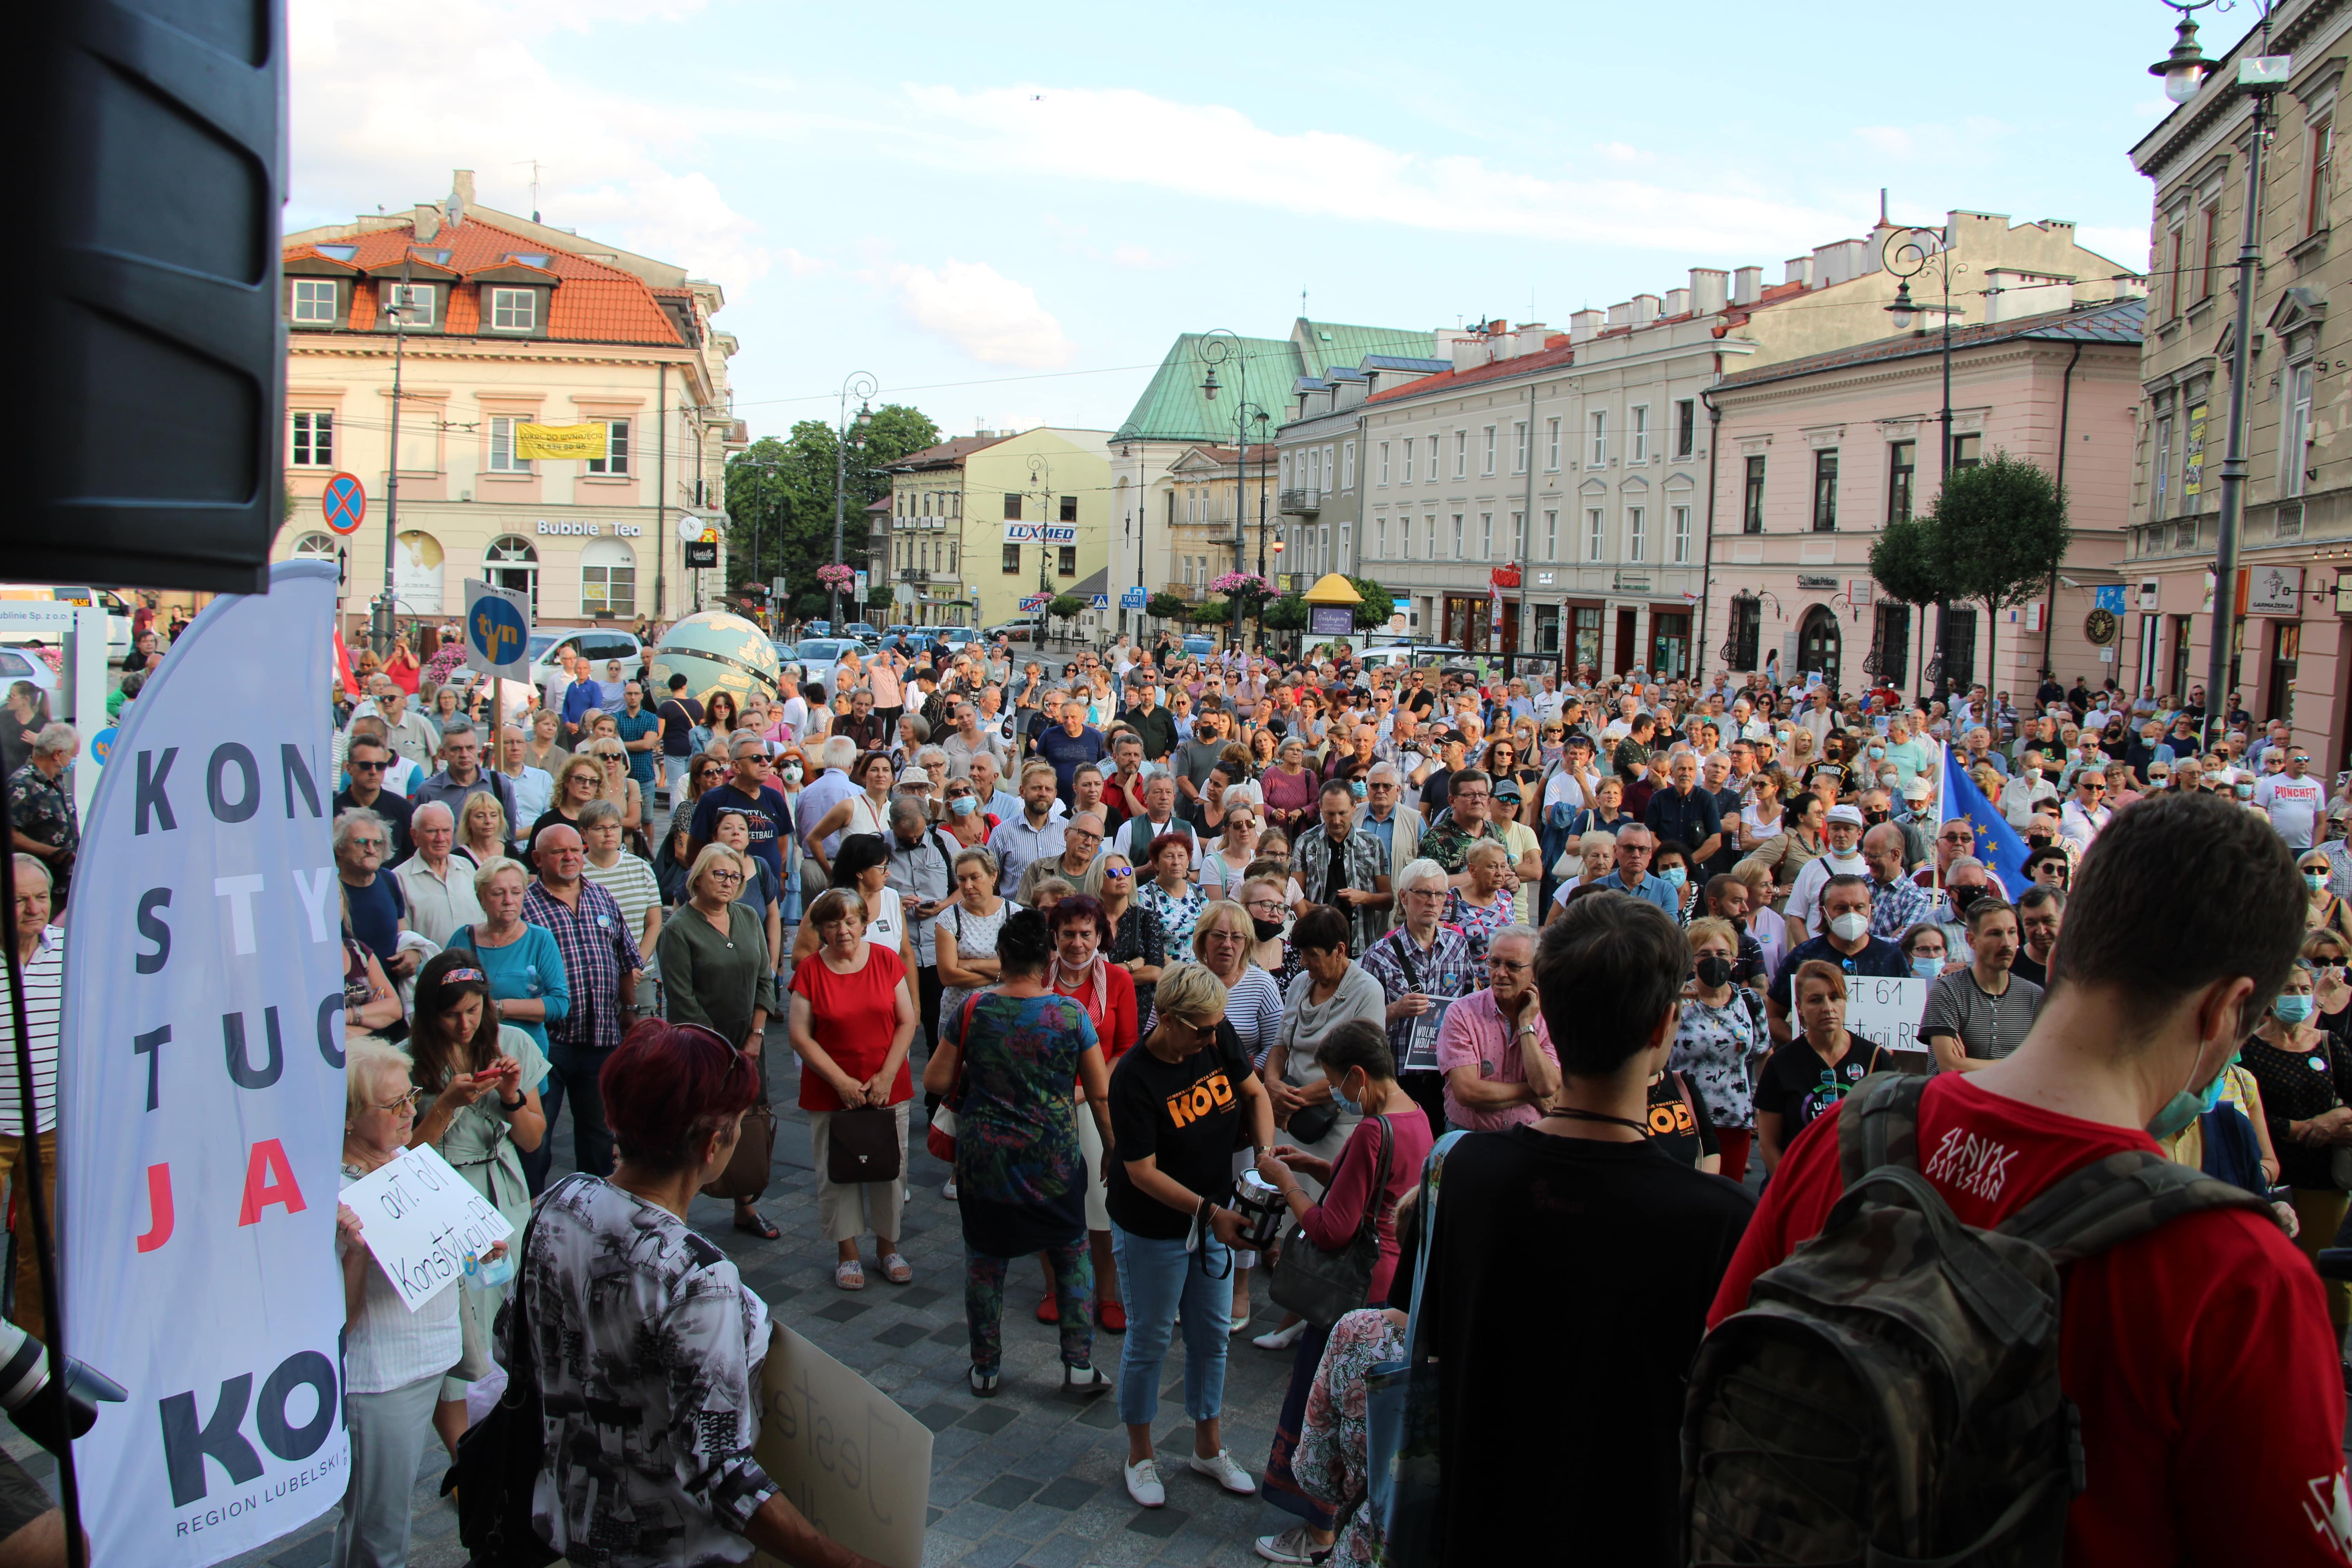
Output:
(1826, 804), (1866, 828)
(1902, 779), (1933, 802)
(897, 766), (932, 786)
(1492, 779), (1523, 802)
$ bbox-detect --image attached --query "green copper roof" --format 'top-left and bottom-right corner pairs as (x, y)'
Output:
(1115, 319), (1434, 443)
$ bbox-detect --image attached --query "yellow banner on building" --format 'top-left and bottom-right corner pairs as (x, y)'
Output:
(514, 422), (609, 460)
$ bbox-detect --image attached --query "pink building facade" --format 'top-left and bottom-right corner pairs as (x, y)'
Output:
(1701, 300), (2143, 705)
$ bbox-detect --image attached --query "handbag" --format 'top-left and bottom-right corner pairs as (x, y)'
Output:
(1365, 1129), (1465, 1568)
(827, 1106), (904, 1185)
(441, 1195), (559, 1568)
(1269, 1115), (1393, 1328)
(926, 995), (982, 1162)
(700, 1100), (776, 1202)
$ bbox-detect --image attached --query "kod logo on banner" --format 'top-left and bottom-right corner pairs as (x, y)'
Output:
(62, 561), (349, 1566)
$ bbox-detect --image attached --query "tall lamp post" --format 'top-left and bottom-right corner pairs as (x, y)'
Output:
(2145, 0), (2287, 750)
(1883, 225), (1967, 700)
(374, 297), (416, 656)
(1194, 330), (1272, 581)
(831, 370), (878, 628)
(728, 455), (790, 633)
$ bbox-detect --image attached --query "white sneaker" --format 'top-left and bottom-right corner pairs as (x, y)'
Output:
(1252, 1319), (1306, 1352)
(1062, 1363), (1111, 1394)
(1254, 1527), (1328, 1564)
(1123, 1457), (1165, 1508)
(1187, 1447), (1258, 1495)
(942, 1177), (958, 1201)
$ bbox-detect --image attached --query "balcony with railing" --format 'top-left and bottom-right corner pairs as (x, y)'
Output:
(1278, 488), (1321, 515)
(1159, 581), (1204, 601)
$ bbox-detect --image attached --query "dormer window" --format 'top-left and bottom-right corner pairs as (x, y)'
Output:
(291, 279), (339, 324)
(383, 283), (436, 328)
(488, 288), (537, 332)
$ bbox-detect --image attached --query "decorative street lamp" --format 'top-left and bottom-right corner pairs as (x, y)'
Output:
(831, 370), (878, 627)
(1196, 330), (1274, 581)
(1882, 225), (1969, 697)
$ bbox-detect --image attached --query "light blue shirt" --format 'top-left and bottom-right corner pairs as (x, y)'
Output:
(1597, 870), (1680, 916)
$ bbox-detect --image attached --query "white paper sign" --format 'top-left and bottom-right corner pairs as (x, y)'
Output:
(1846, 974), (1929, 1056)
(755, 1322), (932, 1568)
(342, 1145), (515, 1312)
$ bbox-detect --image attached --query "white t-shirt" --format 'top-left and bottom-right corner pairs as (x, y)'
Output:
(2258, 774), (2327, 849)
(862, 884), (907, 960)
(777, 695), (809, 739)
(1785, 849), (1869, 937)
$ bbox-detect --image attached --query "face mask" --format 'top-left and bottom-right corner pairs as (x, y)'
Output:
(949, 795), (978, 817)
(1868, 746), (1885, 759)
(1694, 954), (1736, 988)
(2275, 994), (2317, 1024)
(1828, 912), (1871, 943)
(1251, 916), (1286, 942)
(1350, 780), (1369, 800)
(1330, 1072), (1365, 1119)
(1863, 809), (1889, 826)
(1662, 866), (1687, 887)
(2235, 782), (2256, 799)
(782, 764), (803, 783)
(2026, 833), (2052, 851)
(2307, 872), (2329, 892)
(1911, 954), (1945, 980)
(2146, 1089), (2203, 1142)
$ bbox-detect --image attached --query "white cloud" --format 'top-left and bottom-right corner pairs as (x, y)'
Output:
(1112, 243), (1179, 270)
(889, 260), (1073, 369)
(880, 85), (1850, 256)
(288, 0), (769, 290)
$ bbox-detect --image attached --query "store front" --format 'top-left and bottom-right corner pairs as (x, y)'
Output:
(1797, 604), (1842, 690)
(1650, 610), (1691, 680)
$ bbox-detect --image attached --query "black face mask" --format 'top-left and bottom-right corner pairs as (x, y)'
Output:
(2026, 833), (2053, 850)
(1951, 885), (1988, 911)
(1862, 809), (1889, 826)
(1693, 954), (1737, 989)
(1251, 916), (1286, 942)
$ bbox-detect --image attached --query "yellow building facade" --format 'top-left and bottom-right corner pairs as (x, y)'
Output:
(881, 426), (1113, 629)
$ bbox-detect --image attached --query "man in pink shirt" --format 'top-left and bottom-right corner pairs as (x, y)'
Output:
(1434, 924), (1560, 1131)
(867, 651), (906, 731)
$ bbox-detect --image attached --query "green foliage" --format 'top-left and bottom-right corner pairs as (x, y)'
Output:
(722, 403), (942, 598)
(1146, 592), (1190, 622)
(1926, 452), (2070, 610)
(1262, 593), (1308, 631)
(1047, 593), (1087, 621)
(1192, 598), (1232, 625)
(866, 587), (895, 610)
(283, 481), (297, 524)
(1867, 515), (1940, 607)
(1345, 576), (1395, 629)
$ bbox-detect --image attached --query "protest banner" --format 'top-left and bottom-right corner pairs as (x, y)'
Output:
(62, 561), (349, 1565)
(1848, 973), (1932, 1068)
(755, 1322), (931, 1568)
(339, 1145), (514, 1312)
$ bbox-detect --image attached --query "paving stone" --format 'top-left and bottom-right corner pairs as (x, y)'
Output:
(972, 1473), (1041, 1511)
(1013, 1531), (1094, 1568)
(915, 1401), (967, 1433)
(932, 1319), (972, 1344)
(875, 1319), (931, 1349)
(952, 1535), (1030, 1568)
(896, 1283), (945, 1308)
(962, 1403), (1020, 1436)
(267, 1536), (334, 1568)
(1033, 1476), (1098, 1511)
(817, 1296), (871, 1321)
(1124, 1505), (1188, 1539)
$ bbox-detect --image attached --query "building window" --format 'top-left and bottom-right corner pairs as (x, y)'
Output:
(2198, 199), (2221, 301)
(2152, 416), (2173, 520)
(1453, 430), (1468, 478)
(1589, 410), (1607, 466)
(1058, 545), (1077, 575)
(1059, 494), (1078, 522)
(485, 533), (539, 613)
(1480, 513), (1493, 557)
(1628, 506), (1646, 562)
(1400, 438), (1414, 483)
(1887, 440), (1915, 523)
(1426, 435), (1439, 480)
(1544, 509), (1558, 559)
(383, 283), (436, 328)
(1510, 511), (1525, 557)
(1675, 399), (1696, 458)
(2285, 363), (2316, 497)
(1452, 513), (1465, 555)
(1951, 434), (1982, 470)
(1812, 451), (1839, 531)
(1339, 523), (1352, 571)
(2164, 223), (2186, 318)
(1003, 493), (1023, 521)
(1377, 441), (1390, 485)
(1002, 543), (1021, 573)
(1513, 421), (1528, 474)
(2311, 114), (2336, 236)
(487, 287), (537, 332)
(1671, 505), (1692, 564)
(585, 418), (631, 475)
(1342, 441), (1357, 490)
(579, 539), (636, 618)
(487, 415), (533, 474)
(1742, 456), (1766, 533)
(1631, 405), (1650, 463)
(1481, 425), (1497, 475)
(291, 279), (339, 324)
(1546, 417), (1561, 470)
(1586, 508), (1605, 562)
(1401, 515), (1413, 558)
(1729, 595), (1762, 670)
(290, 410), (333, 468)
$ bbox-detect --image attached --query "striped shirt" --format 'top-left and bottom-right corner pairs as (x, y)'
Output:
(0, 928), (61, 1136)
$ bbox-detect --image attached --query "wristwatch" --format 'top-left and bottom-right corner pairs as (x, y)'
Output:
(499, 1091), (526, 1112)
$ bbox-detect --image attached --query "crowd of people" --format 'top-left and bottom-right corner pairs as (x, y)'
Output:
(10, 603), (2352, 1568)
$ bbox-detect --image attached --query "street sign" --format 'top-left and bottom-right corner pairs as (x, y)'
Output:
(89, 726), (117, 768)
(463, 579), (533, 679)
(1091, 593), (1110, 610)
(1121, 586), (1147, 610)
(685, 541), (718, 568)
(321, 472), (367, 535)
(1020, 593), (1049, 612)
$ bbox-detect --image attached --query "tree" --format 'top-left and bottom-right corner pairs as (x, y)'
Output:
(1262, 593), (1307, 631)
(1146, 592), (1189, 622)
(723, 403), (942, 620)
(1867, 513), (1940, 687)
(1924, 451), (2069, 686)
(1345, 576), (1395, 630)
(1192, 598), (1232, 625)
(1047, 593), (1086, 623)
(866, 586), (895, 612)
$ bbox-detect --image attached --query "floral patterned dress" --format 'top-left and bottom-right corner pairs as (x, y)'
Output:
(944, 991), (1097, 1257)
(1292, 1306), (1410, 1568)
(1443, 887), (1515, 987)
(1668, 987), (1772, 1131)
(1138, 877), (1208, 958)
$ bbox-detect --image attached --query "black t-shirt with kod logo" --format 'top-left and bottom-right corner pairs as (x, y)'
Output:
(1755, 1034), (1897, 1137)
(1105, 1035), (1249, 1240)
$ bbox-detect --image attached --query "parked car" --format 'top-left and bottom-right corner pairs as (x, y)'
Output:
(844, 622), (881, 648)
(784, 637), (862, 692)
(982, 615), (1046, 644)
(804, 620), (833, 637)
(525, 628), (644, 692)
(938, 626), (980, 649)
(0, 585), (131, 661)
(0, 646), (61, 702)
(1181, 633), (1217, 657)
(1357, 641), (1466, 671)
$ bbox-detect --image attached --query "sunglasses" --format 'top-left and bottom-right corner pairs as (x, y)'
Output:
(348, 759), (387, 771)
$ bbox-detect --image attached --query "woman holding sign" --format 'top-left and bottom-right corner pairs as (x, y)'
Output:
(405, 952), (548, 1454)
(336, 1036), (467, 1568)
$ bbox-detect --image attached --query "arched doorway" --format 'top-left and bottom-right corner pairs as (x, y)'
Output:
(486, 534), (540, 615)
(1798, 604), (1842, 692)
(580, 537), (637, 619)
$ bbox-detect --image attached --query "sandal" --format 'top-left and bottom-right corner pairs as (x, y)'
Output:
(733, 1209), (780, 1240)
(834, 1259), (866, 1291)
(879, 1253), (913, 1285)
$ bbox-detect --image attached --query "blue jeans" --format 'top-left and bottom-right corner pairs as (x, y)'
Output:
(1110, 1221), (1232, 1428)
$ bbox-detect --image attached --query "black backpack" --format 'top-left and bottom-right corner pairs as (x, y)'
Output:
(1680, 1072), (2269, 1567)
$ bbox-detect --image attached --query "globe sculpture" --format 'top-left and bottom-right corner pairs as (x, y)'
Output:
(652, 610), (781, 711)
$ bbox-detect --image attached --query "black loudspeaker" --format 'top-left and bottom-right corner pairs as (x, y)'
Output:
(7, 0), (287, 593)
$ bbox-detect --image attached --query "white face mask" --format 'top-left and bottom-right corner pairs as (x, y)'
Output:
(1828, 912), (1871, 943)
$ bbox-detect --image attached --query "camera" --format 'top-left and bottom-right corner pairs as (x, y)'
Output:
(0, 1321), (125, 1455)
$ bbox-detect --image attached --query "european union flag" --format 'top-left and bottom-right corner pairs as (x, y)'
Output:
(1940, 746), (2030, 893)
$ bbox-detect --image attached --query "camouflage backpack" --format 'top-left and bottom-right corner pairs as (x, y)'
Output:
(1680, 1072), (2268, 1567)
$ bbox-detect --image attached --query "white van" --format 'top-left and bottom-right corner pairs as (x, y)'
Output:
(0, 585), (131, 661)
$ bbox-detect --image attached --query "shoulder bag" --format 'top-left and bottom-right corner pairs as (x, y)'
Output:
(1269, 1114), (1394, 1328)
(441, 1196), (559, 1567)
(700, 943), (777, 1202)
(828, 1103), (904, 1185)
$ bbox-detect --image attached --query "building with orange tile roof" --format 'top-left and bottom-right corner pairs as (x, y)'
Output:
(276, 169), (747, 639)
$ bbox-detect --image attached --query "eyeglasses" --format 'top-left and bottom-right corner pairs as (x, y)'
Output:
(348, 758), (386, 772)
(367, 1087), (425, 1114)
(1105, 867), (1134, 880)
(348, 837), (387, 851)
(705, 868), (746, 884)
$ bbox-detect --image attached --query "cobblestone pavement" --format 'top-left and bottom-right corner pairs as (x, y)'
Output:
(189, 1036), (1307, 1568)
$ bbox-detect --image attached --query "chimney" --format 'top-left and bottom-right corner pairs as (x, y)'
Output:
(452, 169), (476, 218)
(1570, 309), (1604, 344)
(412, 203), (440, 243)
(1663, 288), (1693, 317)
(1732, 267), (1762, 306)
(1784, 256), (1813, 288)
(1630, 294), (1661, 326)
(1513, 323), (1549, 356)
(1606, 301), (1631, 327)
(1452, 336), (1491, 372)
(1690, 268), (1729, 314)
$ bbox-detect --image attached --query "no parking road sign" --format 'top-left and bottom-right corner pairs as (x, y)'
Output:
(321, 472), (367, 535)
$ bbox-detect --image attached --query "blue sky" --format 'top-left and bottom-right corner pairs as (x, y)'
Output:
(289, 0), (2221, 442)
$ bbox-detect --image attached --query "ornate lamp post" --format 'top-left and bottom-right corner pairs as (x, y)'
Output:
(831, 370), (878, 627)
(1196, 331), (1273, 579)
